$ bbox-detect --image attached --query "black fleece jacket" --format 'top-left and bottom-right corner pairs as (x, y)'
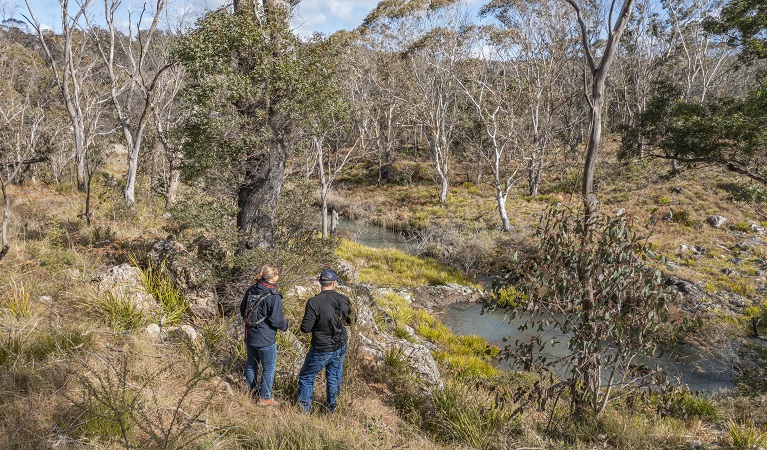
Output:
(299, 290), (352, 352)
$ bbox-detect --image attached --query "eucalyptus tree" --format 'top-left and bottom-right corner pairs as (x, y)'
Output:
(23, 0), (107, 192)
(560, 0), (637, 208)
(177, 1), (353, 250)
(456, 50), (523, 231)
(0, 37), (51, 259)
(662, 0), (733, 102)
(89, 0), (176, 205)
(362, 0), (472, 205)
(482, 0), (579, 198)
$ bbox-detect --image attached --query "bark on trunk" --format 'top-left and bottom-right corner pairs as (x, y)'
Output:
(1, 182), (10, 260)
(496, 188), (511, 232)
(165, 167), (181, 208)
(237, 137), (288, 250)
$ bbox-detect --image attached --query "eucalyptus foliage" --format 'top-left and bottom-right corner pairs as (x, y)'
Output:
(496, 205), (675, 417)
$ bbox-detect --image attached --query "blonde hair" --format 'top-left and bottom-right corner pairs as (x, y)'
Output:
(255, 264), (280, 283)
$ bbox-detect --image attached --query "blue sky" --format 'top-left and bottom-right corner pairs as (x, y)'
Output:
(13, 0), (485, 35)
(12, 0), (383, 34)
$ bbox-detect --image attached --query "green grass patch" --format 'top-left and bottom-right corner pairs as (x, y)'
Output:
(336, 240), (478, 288)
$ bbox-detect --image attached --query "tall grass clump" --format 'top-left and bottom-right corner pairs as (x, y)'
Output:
(1, 280), (32, 319)
(137, 261), (188, 325)
(729, 420), (767, 450)
(87, 292), (146, 331)
(337, 240), (477, 287)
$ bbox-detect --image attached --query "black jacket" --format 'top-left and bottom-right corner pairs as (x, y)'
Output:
(299, 290), (352, 352)
(239, 282), (288, 348)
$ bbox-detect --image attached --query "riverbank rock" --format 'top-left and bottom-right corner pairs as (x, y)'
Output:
(408, 284), (487, 312)
(95, 264), (159, 313)
(665, 275), (720, 314)
(356, 333), (443, 392)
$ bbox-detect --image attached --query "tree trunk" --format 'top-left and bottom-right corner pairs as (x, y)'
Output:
(124, 141), (140, 204)
(237, 137), (288, 250)
(330, 209), (339, 235)
(496, 187), (511, 232)
(1, 181), (10, 260)
(165, 166), (181, 208)
(528, 159), (542, 197)
(321, 189), (329, 239)
(75, 126), (86, 192)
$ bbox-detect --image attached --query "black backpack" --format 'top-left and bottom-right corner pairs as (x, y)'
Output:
(244, 288), (279, 328)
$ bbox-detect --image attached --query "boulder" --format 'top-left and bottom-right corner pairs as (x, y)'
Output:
(751, 223), (766, 234)
(707, 215), (727, 228)
(356, 333), (443, 392)
(96, 264), (159, 313)
(167, 324), (198, 342)
(145, 323), (162, 339)
(408, 284), (487, 312)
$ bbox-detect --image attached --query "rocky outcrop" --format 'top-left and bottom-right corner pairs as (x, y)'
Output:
(149, 236), (219, 318)
(95, 264), (159, 313)
(365, 284), (487, 314)
(665, 275), (719, 314)
(356, 334), (443, 392)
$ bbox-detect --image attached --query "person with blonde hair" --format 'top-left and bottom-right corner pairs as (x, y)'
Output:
(239, 264), (288, 406)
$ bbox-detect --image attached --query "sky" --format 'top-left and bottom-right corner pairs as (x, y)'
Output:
(11, 0), (485, 36)
(10, 0), (384, 35)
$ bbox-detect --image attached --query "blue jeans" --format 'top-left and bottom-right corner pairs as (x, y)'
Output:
(297, 344), (347, 413)
(245, 343), (277, 400)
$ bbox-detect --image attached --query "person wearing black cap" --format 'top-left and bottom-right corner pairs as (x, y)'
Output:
(296, 268), (352, 413)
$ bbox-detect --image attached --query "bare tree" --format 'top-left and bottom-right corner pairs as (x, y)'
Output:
(89, 0), (175, 205)
(458, 56), (522, 231)
(0, 38), (49, 259)
(23, 0), (102, 192)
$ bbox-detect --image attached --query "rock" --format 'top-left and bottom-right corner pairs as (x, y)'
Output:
(707, 215), (728, 228)
(167, 324), (198, 342)
(148, 236), (219, 318)
(145, 323), (162, 338)
(96, 264), (159, 313)
(335, 259), (358, 283)
(39, 296), (52, 304)
(721, 268), (737, 276)
(665, 275), (719, 313)
(408, 284), (487, 312)
(356, 334), (443, 392)
(751, 223), (766, 234)
(671, 187), (684, 194)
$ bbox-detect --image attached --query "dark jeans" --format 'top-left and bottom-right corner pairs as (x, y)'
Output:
(297, 344), (347, 413)
(245, 342), (277, 400)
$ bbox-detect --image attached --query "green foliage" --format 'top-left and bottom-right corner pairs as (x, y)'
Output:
(493, 285), (528, 308)
(667, 207), (697, 227)
(728, 420), (767, 450)
(734, 221), (753, 232)
(743, 300), (767, 336)
(0, 325), (91, 367)
(703, 0), (767, 62)
(655, 387), (720, 421)
(174, 9), (343, 182)
(734, 341), (767, 397)
(500, 204), (674, 417)
(1, 280), (31, 319)
(731, 182), (767, 203)
(169, 193), (238, 235)
(337, 240), (478, 287)
(625, 79), (767, 185)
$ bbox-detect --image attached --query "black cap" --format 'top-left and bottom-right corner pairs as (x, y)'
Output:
(319, 269), (340, 282)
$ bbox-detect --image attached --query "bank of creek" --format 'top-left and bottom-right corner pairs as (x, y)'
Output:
(339, 218), (735, 394)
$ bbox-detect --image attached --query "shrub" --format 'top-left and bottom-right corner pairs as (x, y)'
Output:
(733, 221), (753, 232)
(500, 204), (674, 417)
(493, 285), (528, 309)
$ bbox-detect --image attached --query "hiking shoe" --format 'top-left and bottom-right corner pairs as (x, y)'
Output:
(258, 398), (280, 407)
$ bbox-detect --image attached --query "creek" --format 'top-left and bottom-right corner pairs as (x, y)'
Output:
(341, 219), (734, 394)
